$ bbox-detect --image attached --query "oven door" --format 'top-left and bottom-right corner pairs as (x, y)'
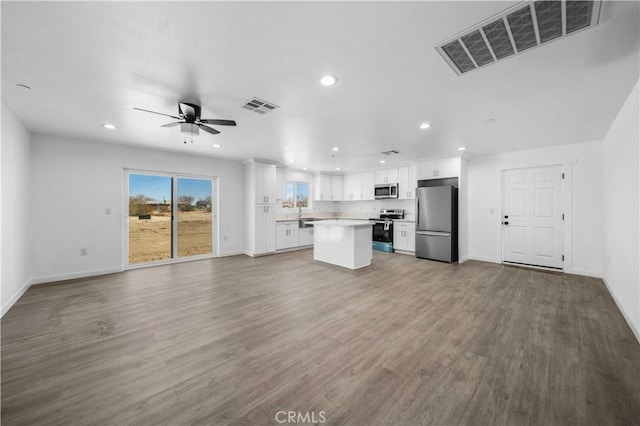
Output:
(372, 222), (394, 243)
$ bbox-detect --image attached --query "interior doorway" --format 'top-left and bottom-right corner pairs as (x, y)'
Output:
(502, 165), (564, 269)
(126, 170), (216, 267)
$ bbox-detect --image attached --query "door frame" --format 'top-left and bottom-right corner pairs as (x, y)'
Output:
(123, 168), (219, 269)
(500, 163), (568, 271)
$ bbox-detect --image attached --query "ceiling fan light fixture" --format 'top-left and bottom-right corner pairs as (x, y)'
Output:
(420, 122), (431, 129)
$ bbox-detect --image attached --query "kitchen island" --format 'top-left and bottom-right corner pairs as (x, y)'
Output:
(311, 220), (373, 269)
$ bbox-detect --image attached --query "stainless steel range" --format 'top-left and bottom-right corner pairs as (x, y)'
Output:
(370, 209), (404, 252)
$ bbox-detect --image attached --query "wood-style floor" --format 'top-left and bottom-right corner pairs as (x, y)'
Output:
(2, 250), (639, 425)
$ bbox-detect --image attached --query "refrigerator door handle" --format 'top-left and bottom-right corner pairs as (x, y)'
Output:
(416, 230), (450, 237)
(416, 196), (420, 229)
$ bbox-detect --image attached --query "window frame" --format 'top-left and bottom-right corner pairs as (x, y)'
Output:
(283, 181), (311, 209)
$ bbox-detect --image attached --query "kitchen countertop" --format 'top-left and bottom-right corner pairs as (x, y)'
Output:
(310, 219), (373, 227)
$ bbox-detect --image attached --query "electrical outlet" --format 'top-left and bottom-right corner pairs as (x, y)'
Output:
(223, 235), (228, 241)
(105, 208), (111, 215)
(489, 208), (495, 214)
(80, 248), (88, 256)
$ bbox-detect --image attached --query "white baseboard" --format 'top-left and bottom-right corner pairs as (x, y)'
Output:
(30, 266), (123, 285)
(218, 251), (245, 258)
(601, 277), (640, 344)
(565, 268), (603, 278)
(458, 255), (469, 263)
(466, 255), (501, 264)
(1, 279), (32, 317)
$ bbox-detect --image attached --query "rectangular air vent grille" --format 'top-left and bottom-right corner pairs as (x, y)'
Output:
(436, 0), (602, 76)
(241, 97), (279, 114)
(382, 150), (400, 156)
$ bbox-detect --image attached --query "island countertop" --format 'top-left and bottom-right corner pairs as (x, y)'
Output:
(308, 220), (372, 227)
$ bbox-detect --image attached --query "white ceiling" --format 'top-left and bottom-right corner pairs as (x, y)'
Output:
(2, 1), (639, 172)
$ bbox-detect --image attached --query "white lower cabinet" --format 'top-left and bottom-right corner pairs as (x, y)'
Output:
(252, 204), (276, 255)
(298, 227), (314, 246)
(276, 221), (300, 250)
(394, 222), (415, 253)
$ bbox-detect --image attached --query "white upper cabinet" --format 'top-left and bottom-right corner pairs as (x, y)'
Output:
(417, 157), (460, 180)
(251, 162), (276, 204)
(331, 175), (343, 201)
(314, 173), (343, 201)
(314, 173), (332, 201)
(343, 172), (375, 201)
(398, 166), (417, 199)
(360, 171), (375, 200)
(343, 173), (356, 200)
(436, 157), (460, 178)
(374, 168), (399, 185)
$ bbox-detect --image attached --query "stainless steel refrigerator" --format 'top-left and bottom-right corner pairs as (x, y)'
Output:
(415, 186), (458, 263)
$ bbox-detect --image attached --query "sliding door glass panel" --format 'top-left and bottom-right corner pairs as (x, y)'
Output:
(128, 174), (173, 264)
(177, 177), (213, 257)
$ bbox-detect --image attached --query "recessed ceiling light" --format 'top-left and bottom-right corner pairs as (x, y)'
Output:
(103, 123), (117, 130)
(212, 144), (221, 148)
(16, 83), (31, 90)
(457, 146), (467, 151)
(303, 167), (308, 171)
(420, 123), (431, 129)
(379, 160), (386, 164)
(320, 75), (338, 86)
(332, 147), (339, 152)
(336, 167), (341, 171)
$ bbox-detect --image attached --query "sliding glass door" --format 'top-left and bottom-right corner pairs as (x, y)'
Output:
(177, 177), (213, 257)
(126, 171), (215, 266)
(128, 174), (173, 264)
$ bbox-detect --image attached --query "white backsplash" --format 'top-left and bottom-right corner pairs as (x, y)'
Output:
(276, 198), (415, 221)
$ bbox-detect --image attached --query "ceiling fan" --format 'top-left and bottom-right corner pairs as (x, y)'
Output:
(134, 102), (236, 142)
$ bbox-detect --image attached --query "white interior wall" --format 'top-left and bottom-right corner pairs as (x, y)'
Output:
(1, 105), (32, 316)
(30, 134), (245, 283)
(602, 80), (639, 341)
(467, 140), (604, 277)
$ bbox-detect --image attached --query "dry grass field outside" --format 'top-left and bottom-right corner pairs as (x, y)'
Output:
(128, 211), (212, 263)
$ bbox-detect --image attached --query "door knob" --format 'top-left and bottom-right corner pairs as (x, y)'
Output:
(504, 215), (509, 219)
(502, 221), (509, 225)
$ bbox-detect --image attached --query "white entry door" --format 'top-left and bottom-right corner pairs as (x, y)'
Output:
(502, 165), (564, 269)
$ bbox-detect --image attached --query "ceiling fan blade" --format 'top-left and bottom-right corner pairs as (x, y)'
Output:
(179, 103), (198, 121)
(133, 107), (181, 120)
(199, 119), (237, 126)
(198, 124), (220, 135)
(161, 121), (183, 128)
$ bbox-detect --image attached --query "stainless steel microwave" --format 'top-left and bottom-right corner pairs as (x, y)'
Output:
(374, 183), (398, 199)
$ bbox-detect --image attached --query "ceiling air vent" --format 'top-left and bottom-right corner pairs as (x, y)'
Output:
(436, 0), (602, 76)
(241, 97), (279, 114)
(382, 150), (400, 156)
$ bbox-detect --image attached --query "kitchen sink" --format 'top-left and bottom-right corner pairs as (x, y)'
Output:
(298, 219), (315, 228)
